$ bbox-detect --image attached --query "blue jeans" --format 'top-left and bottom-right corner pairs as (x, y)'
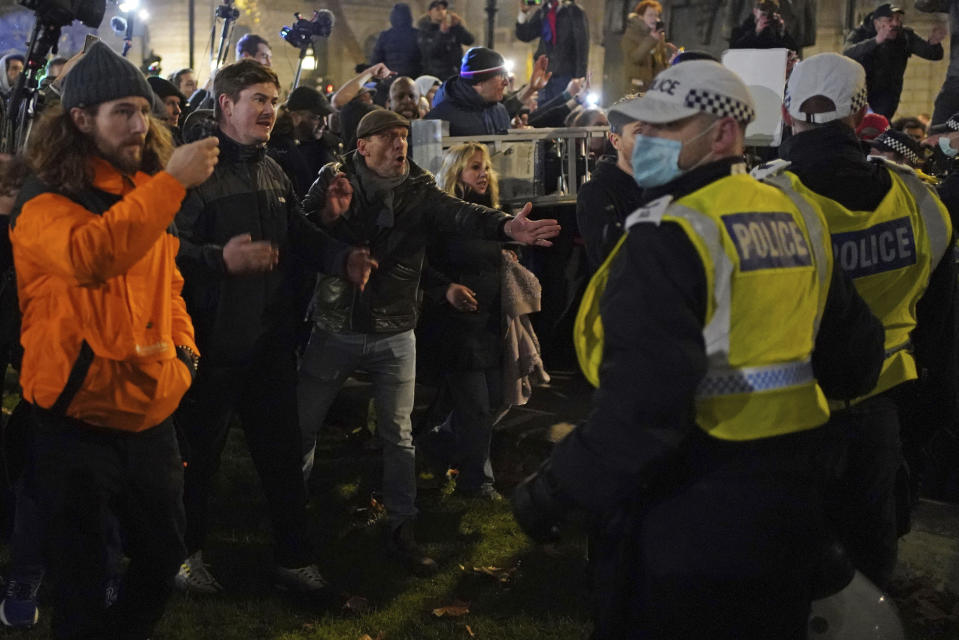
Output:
(298, 328), (418, 524)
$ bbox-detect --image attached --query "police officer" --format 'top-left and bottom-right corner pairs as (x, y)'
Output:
(511, 60), (885, 638)
(775, 52), (957, 591)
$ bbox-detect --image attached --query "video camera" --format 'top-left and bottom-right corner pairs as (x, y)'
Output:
(280, 10), (334, 49)
(2, 0), (106, 153)
(18, 0), (105, 29)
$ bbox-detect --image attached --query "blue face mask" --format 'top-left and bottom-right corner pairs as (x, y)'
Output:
(630, 122), (718, 188)
(631, 135), (684, 188)
(940, 136), (958, 157)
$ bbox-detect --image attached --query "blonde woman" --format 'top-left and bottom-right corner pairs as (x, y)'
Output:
(417, 142), (507, 499)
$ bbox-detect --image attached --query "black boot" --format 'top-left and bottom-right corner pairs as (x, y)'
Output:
(387, 520), (437, 576)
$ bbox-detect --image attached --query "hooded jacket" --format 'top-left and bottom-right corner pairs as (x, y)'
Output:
(10, 159), (196, 431)
(0, 51), (24, 99)
(425, 76), (511, 136)
(371, 4), (422, 79)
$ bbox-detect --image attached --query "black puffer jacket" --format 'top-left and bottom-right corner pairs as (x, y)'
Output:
(303, 152), (511, 334)
(371, 4), (422, 79)
(175, 129), (350, 365)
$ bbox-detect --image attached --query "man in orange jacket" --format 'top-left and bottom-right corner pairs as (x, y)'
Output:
(9, 42), (219, 639)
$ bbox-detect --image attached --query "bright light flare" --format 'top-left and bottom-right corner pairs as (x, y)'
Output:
(586, 91), (599, 106)
(504, 58), (515, 75)
(138, 8), (150, 21)
(302, 54), (316, 70)
(118, 0), (140, 12)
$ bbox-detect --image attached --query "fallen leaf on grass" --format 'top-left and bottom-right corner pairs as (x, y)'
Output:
(343, 595), (370, 614)
(470, 565), (518, 584)
(302, 623), (315, 631)
(466, 624), (476, 637)
(358, 633), (385, 640)
(432, 601), (470, 617)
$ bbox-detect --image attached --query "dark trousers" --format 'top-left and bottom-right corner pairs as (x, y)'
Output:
(446, 368), (502, 492)
(33, 410), (185, 640)
(822, 393), (901, 590)
(177, 347), (311, 568)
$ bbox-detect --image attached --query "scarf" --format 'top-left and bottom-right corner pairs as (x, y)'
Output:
(354, 154), (410, 228)
(542, 0), (559, 46)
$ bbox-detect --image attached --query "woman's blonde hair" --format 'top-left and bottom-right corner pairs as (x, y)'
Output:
(436, 142), (499, 208)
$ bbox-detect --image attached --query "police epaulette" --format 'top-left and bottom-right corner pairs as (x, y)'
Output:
(749, 159), (792, 182)
(625, 195), (674, 229)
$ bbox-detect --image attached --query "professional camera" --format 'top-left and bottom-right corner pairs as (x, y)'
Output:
(924, 143), (959, 179)
(18, 0), (105, 29)
(654, 19), (665, 31)
(280, 10), (334, 49)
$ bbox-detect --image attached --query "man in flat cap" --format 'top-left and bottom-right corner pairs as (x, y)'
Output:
(299, 108), (560, 574)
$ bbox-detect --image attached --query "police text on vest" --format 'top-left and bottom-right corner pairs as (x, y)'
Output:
(722, 212), (814, 271)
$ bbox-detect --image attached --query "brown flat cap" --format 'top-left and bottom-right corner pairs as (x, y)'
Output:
(356, 108), (410, 139)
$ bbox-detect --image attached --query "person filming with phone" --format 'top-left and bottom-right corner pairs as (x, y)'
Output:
(729, 0), (799, 50)
(622, 0), (676, 92)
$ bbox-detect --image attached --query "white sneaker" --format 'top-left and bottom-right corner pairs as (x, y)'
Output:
(273, 564), (330, 593)
(174, 551), (223, 594)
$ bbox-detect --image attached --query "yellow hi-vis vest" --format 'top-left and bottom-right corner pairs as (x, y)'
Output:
(770, 158), (952, 403)
(574, 170), (834, 441)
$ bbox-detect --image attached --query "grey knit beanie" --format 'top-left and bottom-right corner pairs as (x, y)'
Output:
(62, 42), (154, 110)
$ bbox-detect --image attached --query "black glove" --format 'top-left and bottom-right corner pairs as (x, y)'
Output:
(511, 461), (570, 543)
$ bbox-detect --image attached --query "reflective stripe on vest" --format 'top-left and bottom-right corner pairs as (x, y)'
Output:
(573, 172), (834, 441)
(698, 360), (814, 396)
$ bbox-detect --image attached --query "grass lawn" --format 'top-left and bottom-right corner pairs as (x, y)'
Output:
(1, 369), (594, 639)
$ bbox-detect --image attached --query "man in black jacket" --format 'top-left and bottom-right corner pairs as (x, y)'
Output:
(298, 109), (559, 573)
(173, 60), (375, 595)
(576, 95), (645, 273)
(844, 3), (944, 118)
(516, 0), (589, 103)
(729, 0), (799, 51)
(417, 1), (475, 81)
(779, 52), (957, 589)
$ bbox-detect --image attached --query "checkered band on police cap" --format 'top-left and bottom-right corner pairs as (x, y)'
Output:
(608, 60), (756, 126)
(871, 129), (922, 166)
(785, 53), (867, 124)
(683, 88), (756, 124)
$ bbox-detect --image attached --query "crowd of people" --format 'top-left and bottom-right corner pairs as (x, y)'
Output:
(0, 0), (956, 638)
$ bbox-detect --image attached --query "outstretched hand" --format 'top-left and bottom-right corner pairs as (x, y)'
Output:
(504, 203), (561, 247)
(321, 173), (353, 226)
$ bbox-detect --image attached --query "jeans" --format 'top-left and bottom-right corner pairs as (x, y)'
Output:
(33, 411), (185, 640)
(298, 328), (417, 524)
(176, 346), (312, 568)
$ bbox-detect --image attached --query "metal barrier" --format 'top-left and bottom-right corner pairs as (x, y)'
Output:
(411, 121), (609, 207)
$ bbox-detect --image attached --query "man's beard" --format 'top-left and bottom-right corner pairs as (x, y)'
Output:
(102, 143), (144, 175)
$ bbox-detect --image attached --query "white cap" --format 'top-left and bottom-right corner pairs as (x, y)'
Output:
(785, 53), (867, 124)
(609, 60), (756, 125)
